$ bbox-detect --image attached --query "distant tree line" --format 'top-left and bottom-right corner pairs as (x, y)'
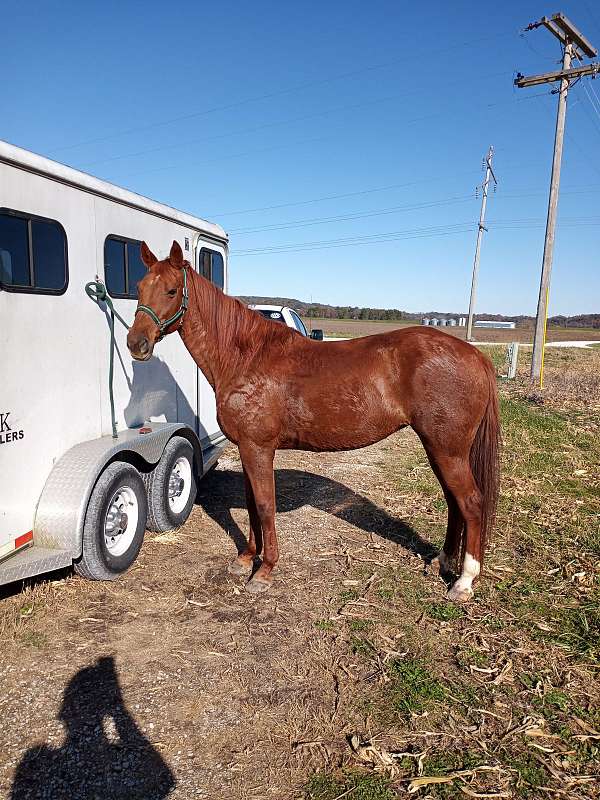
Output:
(303, 305), (410, 320)
(548, 314), (600, 329)
(238, 297), (599, 329)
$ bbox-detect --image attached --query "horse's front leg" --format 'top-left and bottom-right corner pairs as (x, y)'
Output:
(228, 466), (263, 576)
(237, 442), (278, 593)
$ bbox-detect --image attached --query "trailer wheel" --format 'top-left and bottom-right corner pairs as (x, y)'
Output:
(75, 462), (148, 580)
(144, 436), (197, 532)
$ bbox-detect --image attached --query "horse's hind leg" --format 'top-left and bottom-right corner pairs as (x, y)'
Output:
(237, 442), (279, 594)
(228, 467), (263, 576)
(425, 450), (483, 602)
(429, 488), (463, 575)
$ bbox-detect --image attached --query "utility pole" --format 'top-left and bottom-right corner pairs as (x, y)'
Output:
(466, 146), (497, 342)
(515, 13), (599, 385)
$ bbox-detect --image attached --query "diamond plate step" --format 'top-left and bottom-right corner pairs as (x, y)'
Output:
(0, 545), (73, 587)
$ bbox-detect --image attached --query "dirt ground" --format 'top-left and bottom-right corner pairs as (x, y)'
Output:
(308, 317), (600, 343)
(1, 347), (599, 800)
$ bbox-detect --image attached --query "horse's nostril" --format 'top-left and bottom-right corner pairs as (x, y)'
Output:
(139, 338), (149, 354)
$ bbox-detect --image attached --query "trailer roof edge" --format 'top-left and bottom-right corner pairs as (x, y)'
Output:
(0, 140), (228, 244)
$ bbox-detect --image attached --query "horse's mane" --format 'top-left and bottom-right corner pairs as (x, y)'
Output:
(179, 263), (298, 365)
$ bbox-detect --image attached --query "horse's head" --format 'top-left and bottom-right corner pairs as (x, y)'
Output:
(127, 240), (189, 361)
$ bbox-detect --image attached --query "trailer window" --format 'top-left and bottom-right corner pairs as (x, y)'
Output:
(104, 236), (146, 299)
(0, 209), (68, 294)
(198, 248), (225, 290)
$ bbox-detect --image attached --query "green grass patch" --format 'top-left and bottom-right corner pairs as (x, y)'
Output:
(376, 584), (395, 601)
(349, 619), (373, 632)
(499, 396), (599, 494)
(456, 646), (489, 669)
(314, 619), (335, 631)
(424, 602), (465, 622)
(340, 588), (361, 603)
(544, 598), (600, 663)
(502, 750), (549, 798)
(387, 657), (446, 715)
(536, 689), (571, 716)
(350, 635), (376, 657)
(305, 769), (395, 800)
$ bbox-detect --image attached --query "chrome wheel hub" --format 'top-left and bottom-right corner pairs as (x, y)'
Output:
(169, 473), (184, 499)
(168, 456), (192, 514)
(104, 486), (139, 556)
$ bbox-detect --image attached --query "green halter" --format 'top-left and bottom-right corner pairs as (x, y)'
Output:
(135, 267), (189, 340)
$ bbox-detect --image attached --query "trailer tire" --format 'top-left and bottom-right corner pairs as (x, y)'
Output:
(75, 462), (148, 580)
(144, 436), (197, 533)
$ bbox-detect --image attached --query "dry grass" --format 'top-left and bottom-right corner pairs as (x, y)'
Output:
(485, 344), (600, 413)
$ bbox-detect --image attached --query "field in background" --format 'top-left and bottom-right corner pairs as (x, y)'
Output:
(305, 317), (600, 343)
(1, 347), (599, 799)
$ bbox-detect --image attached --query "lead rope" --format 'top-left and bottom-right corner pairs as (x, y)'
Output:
(85, 281), (130, 439)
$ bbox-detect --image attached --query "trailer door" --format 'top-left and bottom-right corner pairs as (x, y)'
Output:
(196, 241), (227, 443)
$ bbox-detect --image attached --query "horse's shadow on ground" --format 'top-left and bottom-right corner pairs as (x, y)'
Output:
(196, 467), (439, 565)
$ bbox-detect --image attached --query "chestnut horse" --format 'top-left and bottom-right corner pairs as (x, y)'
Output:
(127, 241), (500, 601)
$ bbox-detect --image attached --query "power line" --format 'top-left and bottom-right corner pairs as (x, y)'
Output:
(578, 85), (600, 133)
(538, 81), (600, 177)
(228, 185), (600, 235)
(122, 132), (342, 179)
(47, 30), (517, 156)
(230, 216), (600, 257)
(118, 89), (549, 182)
(84, 70), (513, 169)
(229, 194), (476, 234)
(232, 222), (476, 255)
(579, 75), (600, 123)
(490, 215), (600, 225)
(573, 54), (600, 133)
(585, 74), (600, 113)
(215, 176), (466, 218)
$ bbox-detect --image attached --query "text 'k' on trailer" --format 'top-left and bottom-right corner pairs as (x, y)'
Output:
(0, 140), (229, 587)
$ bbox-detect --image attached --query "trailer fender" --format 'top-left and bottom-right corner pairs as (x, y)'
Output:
(33, 422), (202, 556)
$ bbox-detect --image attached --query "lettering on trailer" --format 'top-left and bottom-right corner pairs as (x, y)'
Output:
(0, 412), (25, 446)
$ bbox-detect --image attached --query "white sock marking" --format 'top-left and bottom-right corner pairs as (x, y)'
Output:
(451, 553), (480, 596)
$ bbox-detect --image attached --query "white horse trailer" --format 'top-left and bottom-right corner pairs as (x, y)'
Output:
(0, 140), (229, 587)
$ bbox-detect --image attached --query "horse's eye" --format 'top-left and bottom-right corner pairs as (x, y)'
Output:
(167, 289), (177, 297)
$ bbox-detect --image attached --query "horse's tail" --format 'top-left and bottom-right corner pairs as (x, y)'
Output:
(469, 359), (501, 564)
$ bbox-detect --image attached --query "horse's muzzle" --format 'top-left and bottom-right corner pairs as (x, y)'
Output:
(127, 331), (153, 361)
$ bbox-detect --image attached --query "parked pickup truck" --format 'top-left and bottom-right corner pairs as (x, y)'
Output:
(249, 304), (324, 340)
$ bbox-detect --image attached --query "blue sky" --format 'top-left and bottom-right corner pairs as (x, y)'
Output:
(3, 0), (599, 315)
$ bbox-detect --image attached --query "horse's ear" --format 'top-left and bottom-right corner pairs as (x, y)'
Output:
(140, 241), (157, 269)
(169, 240), (184, 269)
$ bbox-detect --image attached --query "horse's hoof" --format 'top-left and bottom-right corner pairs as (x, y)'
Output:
(447, 584), (473, 603)
(245, 576), (272, 594)
(227, 558), (253, 576)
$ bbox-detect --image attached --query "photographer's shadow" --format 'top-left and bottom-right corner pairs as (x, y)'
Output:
(10, 656), (175, 800)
